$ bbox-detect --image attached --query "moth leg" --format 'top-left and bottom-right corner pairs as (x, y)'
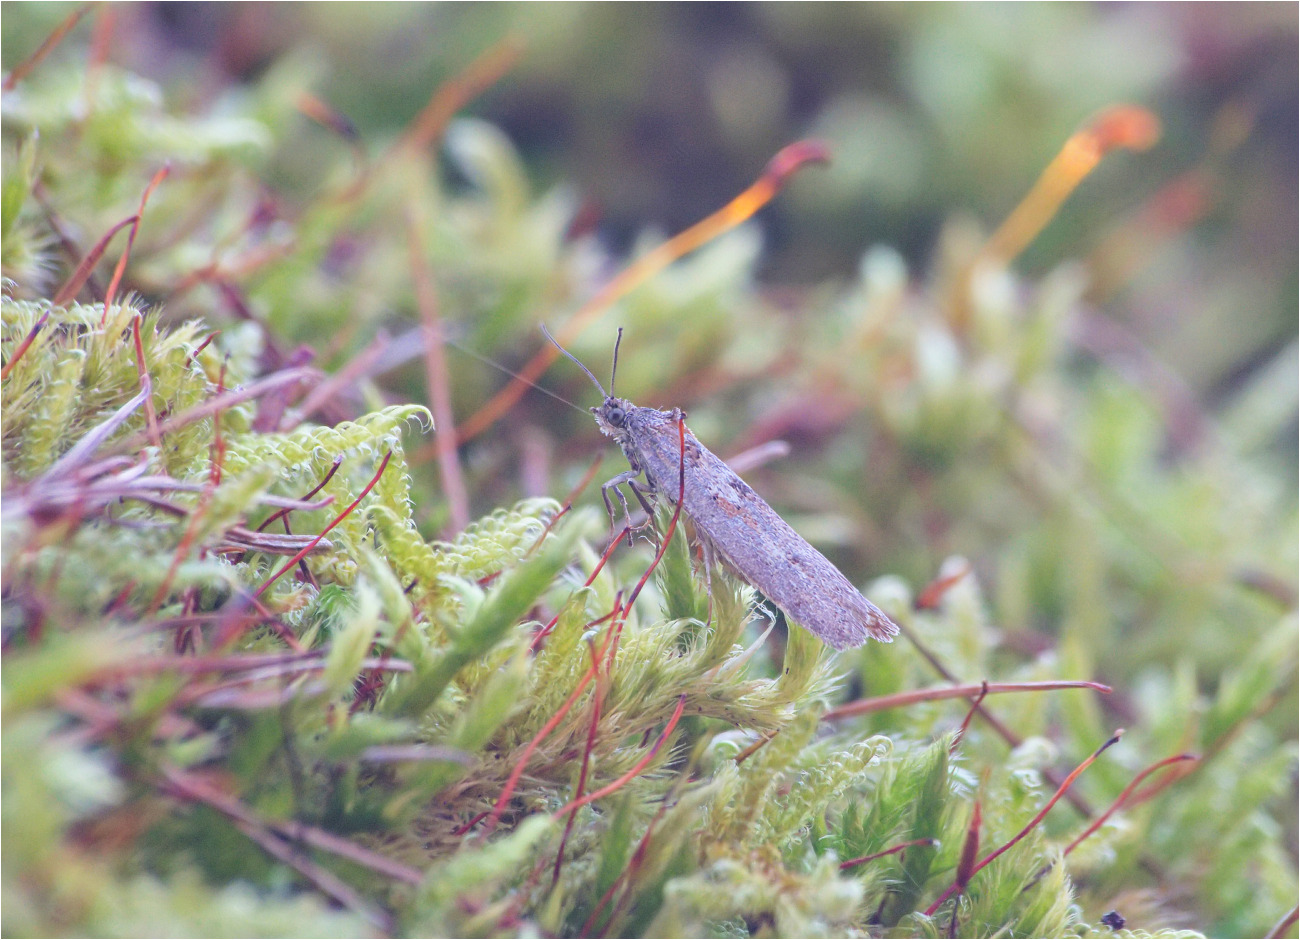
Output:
(627, 478), (657, 519)
(626, 479), (661, 547)
(600, 470), (641, 536)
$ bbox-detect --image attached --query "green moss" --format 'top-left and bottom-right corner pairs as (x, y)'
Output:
(2, 17), (1294, 939)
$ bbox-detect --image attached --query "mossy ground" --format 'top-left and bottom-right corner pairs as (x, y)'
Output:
(2, 8), (1296, 939)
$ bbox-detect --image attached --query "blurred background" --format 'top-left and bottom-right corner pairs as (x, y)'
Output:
(5, 3), (1296, 357)
(2, 6), (1296, 932)
(6, 3), (1296, 397)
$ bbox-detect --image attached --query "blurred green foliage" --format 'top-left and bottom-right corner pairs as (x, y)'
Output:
(2, 5), (1296, 939)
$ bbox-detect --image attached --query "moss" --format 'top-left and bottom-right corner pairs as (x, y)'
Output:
(2, 15), (1294, 940)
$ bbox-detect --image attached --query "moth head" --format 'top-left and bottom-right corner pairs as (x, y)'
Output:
(602, 398), (627, 427)
(593, 397), (633, 436)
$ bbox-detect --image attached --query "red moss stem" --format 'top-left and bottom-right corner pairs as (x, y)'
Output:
(0, 309), (50, 381)
(552, 695), (687, 819)
(254, 450), (392, 598)
(951, 681), (990, 754)
(924, 731), (1123, 917)
(2, 2), (94, 91)
(486, 604), (621, 831)
(839, 838), (938, 871)
(1063, 752), (1198, 857)
(101, 165), (169, 325)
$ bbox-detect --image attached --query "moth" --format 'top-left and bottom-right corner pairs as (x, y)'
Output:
(544, 326), (898, 650)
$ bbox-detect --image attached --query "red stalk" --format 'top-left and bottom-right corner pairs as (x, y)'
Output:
(553, 637), (608, 886)
(2, 3), (94, 91)
(254, 450), (392, 598)
(973, 731), (1123, 875)
(1063, 752), (1197, 857)
(101, 165), (170, 325)
(486, 605), (622, 831)
(915, 560), (973, 610)
(531, 527), (627, 650)
(130, 315), (162, 450)
(823, 680), (1111, 721)
(0, 309), (50, 381)
(552, 695), (687, 819)
(51, 216), (136, 306)
(839, 838), (938, 871)
(493, 418), (687, 829)
(951, 682), (990, 754)
(924, 731), (1124, 918)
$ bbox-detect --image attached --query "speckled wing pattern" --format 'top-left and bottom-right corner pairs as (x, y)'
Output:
(614, 402), (898, 650)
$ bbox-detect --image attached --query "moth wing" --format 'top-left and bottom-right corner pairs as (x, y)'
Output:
(629, 411), (897, 650)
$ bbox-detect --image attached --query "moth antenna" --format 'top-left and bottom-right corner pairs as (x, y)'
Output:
(610, 327), (623, 397)
(541, 324), (607, 398)
(446, 331), (587, 416)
